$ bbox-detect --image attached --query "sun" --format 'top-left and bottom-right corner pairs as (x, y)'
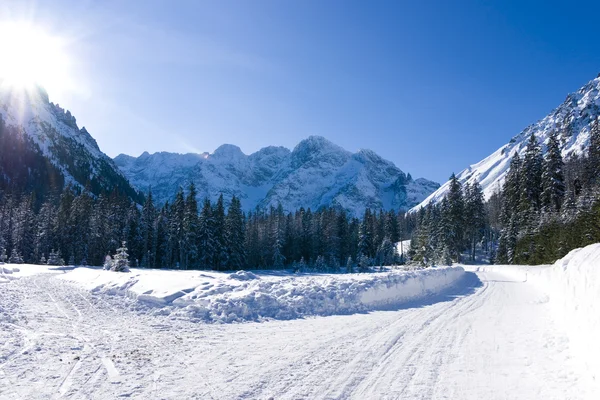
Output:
(0, 22), (72, 95)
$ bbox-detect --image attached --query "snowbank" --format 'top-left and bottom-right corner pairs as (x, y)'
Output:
(58, 266), (466, 323)
(473, 243), (600, 382)
(0, 263), (58, 282)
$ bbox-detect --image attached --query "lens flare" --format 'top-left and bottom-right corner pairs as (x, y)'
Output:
(0, 22), (72, 96)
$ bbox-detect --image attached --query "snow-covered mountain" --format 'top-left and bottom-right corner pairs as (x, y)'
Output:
(115, 136), (439, 216)
(0, 83), (141, 201)
(412, 74), (600, 211)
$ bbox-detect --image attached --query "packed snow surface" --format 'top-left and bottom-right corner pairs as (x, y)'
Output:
(2, 244), (600, 399)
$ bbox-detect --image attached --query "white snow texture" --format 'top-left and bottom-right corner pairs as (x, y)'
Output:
(57, 266), (465, 322)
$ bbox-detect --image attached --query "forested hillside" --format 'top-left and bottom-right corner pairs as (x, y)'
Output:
(409, 119), (600, 266)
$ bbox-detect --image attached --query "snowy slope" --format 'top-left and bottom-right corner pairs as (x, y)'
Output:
(115, 136), (439, 216)
(0, 84), (141, 200)
(413, 74), (600, 210)
(2, 257), (597, 398)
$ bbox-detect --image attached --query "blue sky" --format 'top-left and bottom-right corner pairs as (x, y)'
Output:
(3, 0), (600, 184)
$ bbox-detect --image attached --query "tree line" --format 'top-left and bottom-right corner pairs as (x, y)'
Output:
(0, 183), (414, 271)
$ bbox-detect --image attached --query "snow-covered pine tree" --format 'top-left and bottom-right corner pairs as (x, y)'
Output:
(212, 194), (227, 270)
(314, 255), (326, 272)
(0, 247), (7, 263)
(586, 117), (600, 185)
(272, 238), (285, 269)
(357, 209), (372, 261)
(520, 133), (544, 214)
(47, 249), (63, 266)
(358, 253), (370, 272)
(183, 183), (200, 269)
(541, 131), (565, 212)
(9, 248), (23, 264)
(39, 255), (46, 265)
(198, 198), (215, 269)
(225, 196), (246, 270)
(445, 173), (465, 262)
(140, 190), (156, 268)
(346, 256), (354, 273)
(297, 256), (307, 273)
(464, 181), (486, 261)
(103, 255), (113, 270)
(111, 241), (130, 272)
(376, 237), (395, 267)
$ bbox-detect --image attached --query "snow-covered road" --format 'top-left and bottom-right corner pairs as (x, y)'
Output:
(0, 269), (593, 399)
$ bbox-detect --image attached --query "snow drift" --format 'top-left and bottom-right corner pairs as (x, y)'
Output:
(473, 243), (600, 383)
(57, 266), (465, 323)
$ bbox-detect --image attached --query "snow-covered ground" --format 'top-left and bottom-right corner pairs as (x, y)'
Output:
(55, 265), (464, 322)
(1, 245), (599, 399)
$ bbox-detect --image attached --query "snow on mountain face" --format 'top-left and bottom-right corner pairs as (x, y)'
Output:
(115, 136), (439, 216)
(412, 74), (600, 211)
(0, 84), (141, 201)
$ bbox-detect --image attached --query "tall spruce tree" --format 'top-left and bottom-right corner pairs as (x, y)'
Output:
(225, 196), (246, 270)
(183, 183), (200, 269)
(198, 198), (215, 269)
(541, 131), (565, 212)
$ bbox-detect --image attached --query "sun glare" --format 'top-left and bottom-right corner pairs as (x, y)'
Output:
(0, 22), (72, 96)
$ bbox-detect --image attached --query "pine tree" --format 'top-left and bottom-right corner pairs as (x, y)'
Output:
(445, 173), (465, 262)
(464, 181), (486, 261)
(140, 190), (156, 267)
(111, 241), (130, 272)
(225, 196), (246, 270)
(357, 209), (373, 260)
(212, 194), (227, 270)
(541, 131), (565, 212)
(0, 247), (6, 263)
(103, 255), (113, 270)
(9, 248), (23, 264)
(520, 133), (544, 213)
(198, 198), (215, 269)
(346, 256), (354, 273)
(183, 184), (200, 269)
(587, 117), (600, 185)
(47, 249), (62, 266)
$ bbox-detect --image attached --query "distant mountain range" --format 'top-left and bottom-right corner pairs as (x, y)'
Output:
(115, 136), (439, 216)
(0, 84), (141, 201)
(0, 83), (438, 215)
(413, 74), (600, 211)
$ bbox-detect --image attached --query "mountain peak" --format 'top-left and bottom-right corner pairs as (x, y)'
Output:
(213, 144), (245, 159)
(115, 136), (438, 216)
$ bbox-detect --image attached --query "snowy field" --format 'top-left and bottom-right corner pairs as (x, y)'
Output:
(1, 245), (600, 399)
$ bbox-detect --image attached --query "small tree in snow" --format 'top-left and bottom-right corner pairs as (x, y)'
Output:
(9, 249), (23, 264)
(0, 248), (7, 264)
(346, 256), (354, 273)
(103, 255), (113, 270)
(314, 255), (327, 272)
(39, 255), (47, 265)
(111, 242), (130, 272)
(296, 257), (307, 273)
(47, 250), (63, 266)
(68, 255), (75, 266)
(358, 254), (370, 273)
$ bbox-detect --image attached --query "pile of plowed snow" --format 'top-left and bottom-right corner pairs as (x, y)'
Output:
(0, 264), (58, 282)
(57, 266), (465, 322)
(473, 243), (600, 384)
